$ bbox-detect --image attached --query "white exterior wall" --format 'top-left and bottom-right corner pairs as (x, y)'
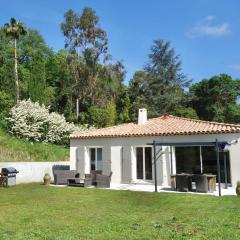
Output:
(111, 146), (122, 184)
(229, 141), (240, 187)
(0, 161), (69, 184)
(70, 133), (240, 187)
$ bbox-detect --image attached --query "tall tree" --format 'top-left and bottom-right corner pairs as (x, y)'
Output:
(3, 18), (28, 103)
(190, 74), (240, 123)
(61, 8), (108, 118)
(116, 86), (130, 123)
(28, 51), (47, 104)
(45, 50), (72, 116)
(128, 71), (148, 120)
(105, 99), (117, 127)
(129, 40), (192, 119)
(0, 29), (15, 98)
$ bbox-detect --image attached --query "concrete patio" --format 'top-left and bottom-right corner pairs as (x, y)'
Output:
(51, 182), (236, 196)
(109, 183), (236, 196)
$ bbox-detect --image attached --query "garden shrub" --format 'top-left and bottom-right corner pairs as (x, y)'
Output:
(7, 99), (86, 145)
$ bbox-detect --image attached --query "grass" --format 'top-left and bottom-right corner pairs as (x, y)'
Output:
(0, 184), (239, 240)
(0, 129), (69, 162)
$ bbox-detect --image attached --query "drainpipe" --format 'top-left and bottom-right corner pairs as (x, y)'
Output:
(216, 139), (221, 196)
(170, 146), (173, 175)
(153, 140), (157, 192)
(224, 153), (228, 189)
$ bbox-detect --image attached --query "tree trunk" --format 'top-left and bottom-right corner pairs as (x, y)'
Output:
(76, 97), (79, 120)
(14, 38), (19, 104)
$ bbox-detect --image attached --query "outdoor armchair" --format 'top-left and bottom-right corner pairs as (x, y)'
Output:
(176, 174), (192, 192)
(84, 170), (102, 187)
(95, 172), (112, 188)
(195, 174), (208, 193)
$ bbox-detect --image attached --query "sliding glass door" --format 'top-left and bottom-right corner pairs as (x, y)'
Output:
(175, 147), (201, 174)
(202, 146), (231, 183)
(136, 148), (143, 179)
(90, 148), (103, 171)
(136, 147), (152, 180)
(175, 146), (231, 183)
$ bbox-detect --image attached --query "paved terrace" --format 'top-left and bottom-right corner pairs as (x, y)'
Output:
(52, 183), (236, 196)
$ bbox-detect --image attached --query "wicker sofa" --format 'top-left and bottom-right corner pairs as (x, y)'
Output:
(53, 170), (78, 185)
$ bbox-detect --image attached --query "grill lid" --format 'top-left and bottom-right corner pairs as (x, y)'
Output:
(1, 167), (18, 174)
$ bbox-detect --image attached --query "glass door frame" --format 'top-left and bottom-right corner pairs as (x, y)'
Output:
(88, 147), (103, 171)
(134, 145), (153, 182)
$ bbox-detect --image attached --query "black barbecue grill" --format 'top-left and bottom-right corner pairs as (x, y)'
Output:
(1, 167), (19, 187)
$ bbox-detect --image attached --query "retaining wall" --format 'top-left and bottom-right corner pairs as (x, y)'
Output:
(0, 162), (70, 184)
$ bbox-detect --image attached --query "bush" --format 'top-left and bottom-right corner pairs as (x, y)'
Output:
(7, 99), (86, 145)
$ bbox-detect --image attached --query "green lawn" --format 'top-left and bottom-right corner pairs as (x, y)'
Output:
(0, 129), (69, 162)
(0, 184), (239, 240)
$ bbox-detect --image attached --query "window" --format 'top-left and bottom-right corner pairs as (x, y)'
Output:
(202, 146), (231, 183)
(175, 147), (201, 174)
(175, 146), (231, 184)
(90, 148), (103, 171)
(136, 147), (152, 180)
(136, 148), (143, 179)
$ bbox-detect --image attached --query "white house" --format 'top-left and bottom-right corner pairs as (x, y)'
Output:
(70, 109), (240, 190)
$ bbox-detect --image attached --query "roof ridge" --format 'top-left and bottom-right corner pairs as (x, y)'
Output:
(81, 121), (135, 132)
(70, 114), (240, 139)
(167, 114), (240, 127)
(77, 114), (240, 132)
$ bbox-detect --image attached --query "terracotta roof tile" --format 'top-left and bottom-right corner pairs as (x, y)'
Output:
(70, 115), (240, 139)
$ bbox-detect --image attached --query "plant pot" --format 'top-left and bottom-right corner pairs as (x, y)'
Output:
(43, 175), (51, 186)
(236, 181), (240, 195)
(236, 186), (240, 196)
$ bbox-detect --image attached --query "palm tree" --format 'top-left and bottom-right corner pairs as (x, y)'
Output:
(3, 18), (28, 103)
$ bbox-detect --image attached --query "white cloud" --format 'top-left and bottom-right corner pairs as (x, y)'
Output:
(229, 65), (240, 71)
(187, 16), (231, 38)
(205, 15), (215, 21)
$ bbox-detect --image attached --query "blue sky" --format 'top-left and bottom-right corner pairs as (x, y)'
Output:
(1, 0), (240, 84)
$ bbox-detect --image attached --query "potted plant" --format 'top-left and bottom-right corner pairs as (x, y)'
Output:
(236, 181), (240, 195)
(43, 173), (51, 186)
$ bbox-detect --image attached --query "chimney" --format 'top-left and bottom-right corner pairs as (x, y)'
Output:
(138, 108), (147, 125)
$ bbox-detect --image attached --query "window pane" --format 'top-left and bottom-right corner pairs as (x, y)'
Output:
(202, 147), (231, 183)
(97, 148), (103, 170)
(175, 147), (200, 174)
(90, 148), (96, 171)
(220, 152), (231, 184)
(145, 147), (152, 180)
(201, 146), (216, 175)
(136, 147), (143, 179)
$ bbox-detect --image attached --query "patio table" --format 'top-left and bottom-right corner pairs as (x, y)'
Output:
(173, 174), (216, 193)
(205, 174), (216, 192)
(67, 178), (85, 187)
(170, 175), (176, 190)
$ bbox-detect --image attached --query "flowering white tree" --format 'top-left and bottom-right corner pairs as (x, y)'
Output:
(7, 100), (86, 145)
